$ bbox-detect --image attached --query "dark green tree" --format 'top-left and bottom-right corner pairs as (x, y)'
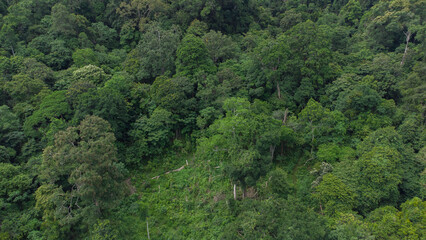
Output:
(124, 23), (181, 81)
(36, 116), (128, 239)
(175, 33), (216, 77)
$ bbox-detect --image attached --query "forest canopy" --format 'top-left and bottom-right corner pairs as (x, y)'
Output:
(0, 0), (425, 239)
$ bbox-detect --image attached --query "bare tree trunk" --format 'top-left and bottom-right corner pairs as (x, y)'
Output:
(276, 81), (281, 99)
(282, 108), (288, 125)
(401, 31), (411, 66)
(233, 184), (236, 200)
(146, 218), (150, 239)
(270, 145), (276, 161)
(11, 45), (15, 57)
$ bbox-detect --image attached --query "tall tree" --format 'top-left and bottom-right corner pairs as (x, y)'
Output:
(197, 98), (281, 197)
(36, 116), (128, 239)
(175, 33), (216, 77)
(124, 23), (181, 81)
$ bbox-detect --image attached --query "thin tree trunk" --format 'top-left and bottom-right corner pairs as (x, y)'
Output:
(401, 31), (411, 66)
(233, 184), (236, 200)
(276, 81), (281, 99)
(270, 145), (276, 161)
(146, 218), (150, 239)
(282, 108), (288, 125)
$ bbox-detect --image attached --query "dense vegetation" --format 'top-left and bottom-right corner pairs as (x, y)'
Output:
(0, 0), (425, 239)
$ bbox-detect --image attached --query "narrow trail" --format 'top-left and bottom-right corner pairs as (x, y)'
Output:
(151, 160), (189, 179)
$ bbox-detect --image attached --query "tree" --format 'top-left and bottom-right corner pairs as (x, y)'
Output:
(74, 64), (110, 84)
(336, 145), (402, 214)
(23, 91), (72, 139)
(202, 30), (238, 65)
(313, 173), (356, 215)
(124, 23), (181, 81)
(175, 33), (216, 77)
(335, 84), (382, 117)
(366, 197), (425, 240)
(197, 98), (281, 197)
(268, 168), (293, 198)
(116, 0), (168, 32)
(222, 197), (328, 239)
(44, 39), (73, 70)
(199, 0), (256, 33)
(0, 163), (32, 204)
(73, 87), (129, 140)
(284, 20), (335, 108)
(0, 0), (33, 53)
(253, 34), (290, 99)
(50, 3), (77, 37)
(72, 48), (99, 67)
(364, 0), (422, 52)
(398, 114), (425, 152)
(339, 0), (363, 26)
(357, 127), (422, 202)
(0, 24), (18, 56)
(328, 212), (375, 240)
(359, 53), (402, 99)
(89, 22), (119, 49)
(150, 75), (197, 135)
(36, 116), (127, 239)
(0, 105), (24, 162)
(399, 62), (425, 114)
(3, 73), (47, 105)
(128, 107), (173, 163)
(298, 99), (348, 160)
(19, 58), (55, 86)
(0, 163), (35, 238)
(196, 62), (245, 110)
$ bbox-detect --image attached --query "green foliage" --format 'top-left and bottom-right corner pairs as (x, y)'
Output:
(314, 173), (356, 215)
(72, 48), (99, 67)
(203, 30), (238, 65)
(73, 87), (129, 140)
(223, 197), (328, 239)
(72, 65), (110, 86)
(128, 108), (173, 163)
(337, 145), (402, 214)
(364, 0), (422, 51)
(0, 105), (24, 160)
(298, 99), (348, 152)
(0, 0), (424, 238)
(175, 33), (216, 77)
(336, 84), (382, 116)
(329, 213), (375, 240)
(150, 75), (197, 134)
(317, 143), (355, 163)
(3, 73), (47, 105)
(0, 163), (32, 203)
(268, 168), (292, 198)
(89, 22), (118, 49)
(90, 220), (118, 240)
(23, 91), (71, 138)
(366, 197), (425, 240)
(197, 97), (281, 192)
(44, 40), (73, 70)
(125, 23), (181, 81)
(399, 62), (426, 114)
(340, 0), (363, 26)
(36, 116), (128, 239)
